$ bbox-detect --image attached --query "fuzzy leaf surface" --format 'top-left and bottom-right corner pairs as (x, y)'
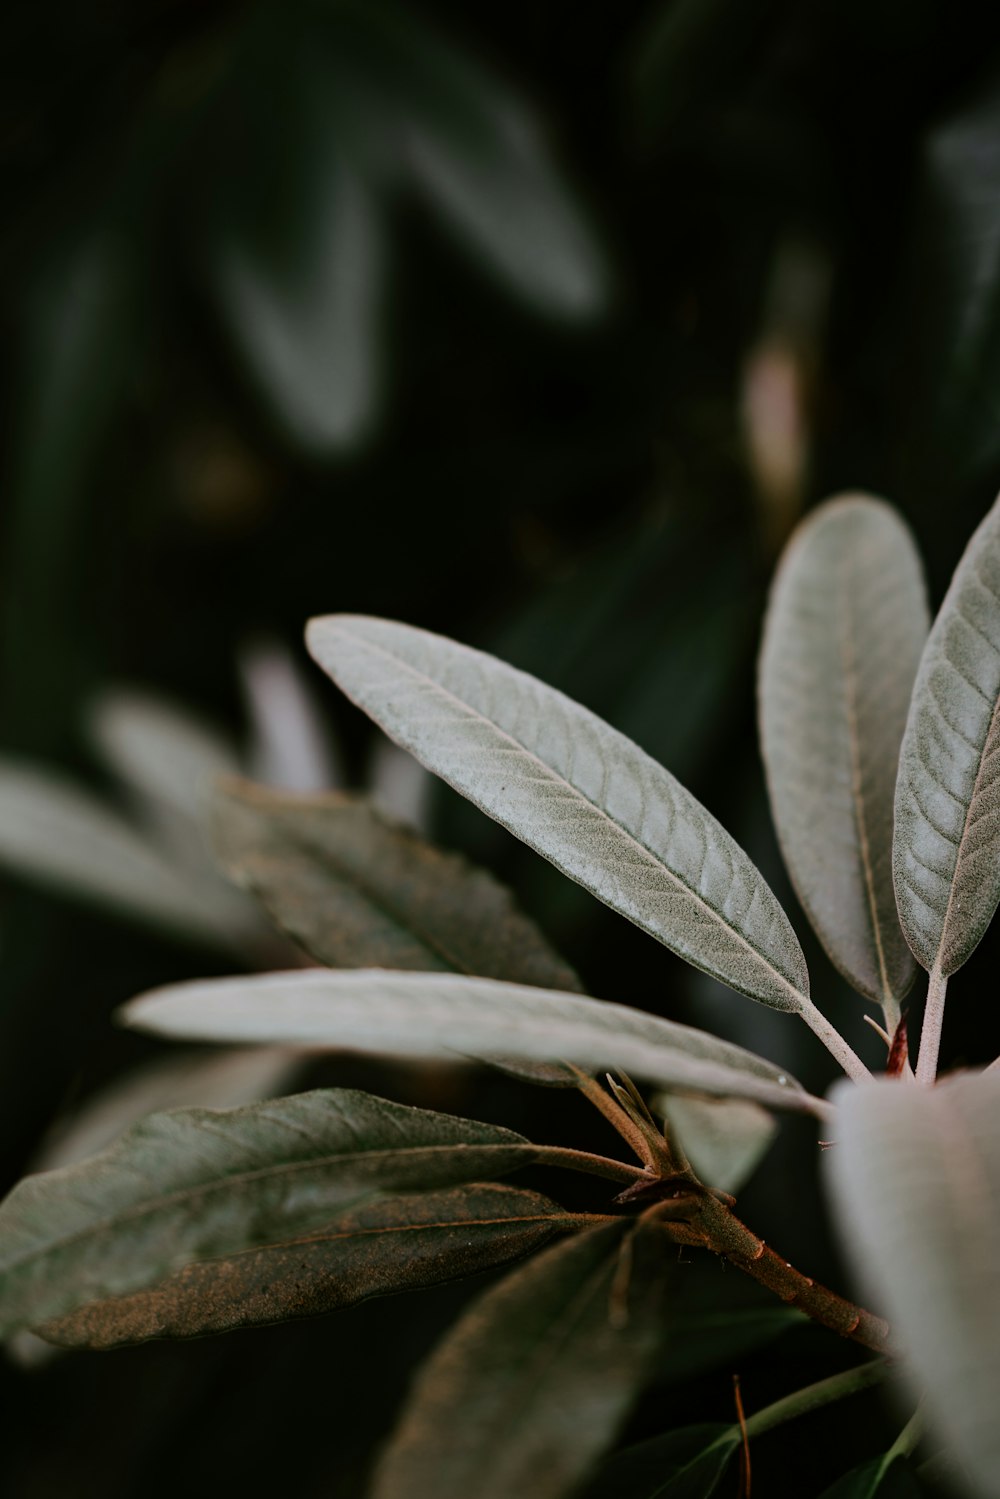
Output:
(0, 1088), (536, 1335)
(36, 1184), (583, 1348)
(213, 778), (580, 990)
(306, 615), (810, 1013)
(123, 969), (817, 1114)
(893, 493), (1000, 974)
(760, 496), (927, 1005)
(825, 1071), (1000, 1496)
(372, 1217), (670, 1499)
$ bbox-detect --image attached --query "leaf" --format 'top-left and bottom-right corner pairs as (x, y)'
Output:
(818, 1454), (924, 1498)
(372, 1217), (670, 1499)
(581, 1423), (738, 1499)
(893, 492), (1000, 975)
(88, 689), (242, 828)
(339, 1), (608, 320)
(31, 1047), (304, 1172)
(655, 1305), (805, 1384)
(122, 969), (822, 1116)
(203, 21), (385, 454)
(0, 759), (250, 948)
(238, 639), (343, 795)
(759, 496), (928, 1008)
(655, 1093), (776, 1194)
(0, 1088), (538, 1336)
(212, 777), (582, 991)
(305, 615), (812, 1015)
(825, 1071), (1000, 1496)
(35, 1184), (584, 1349)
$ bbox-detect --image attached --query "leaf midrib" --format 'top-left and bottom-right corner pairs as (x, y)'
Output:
(839, 549), (894, 1004)
(337, 625), (808, 1008)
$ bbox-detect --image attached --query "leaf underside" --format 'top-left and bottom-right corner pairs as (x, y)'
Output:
(825, 1071), (1000, 1495)
(212, 777), (581, 990)
(0, 1087), (536, 1335)
(760, 495), (927, 1005)
(305, 615), (810, 1013)
(372, 1217), (671, 1499)
(893, 490), (1000, 975)
(36, 1184), (582, 1348)
(122, 968), (816, 1114)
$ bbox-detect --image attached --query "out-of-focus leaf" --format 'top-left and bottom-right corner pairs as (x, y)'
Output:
(202, 21), (384, 455)
(629, 0), (784, 141)
(372, 1217), (670, 1499)
(655, 1304), (805, 1384)
(2, 227), (138, 744)
(238, 638), (343, 795)
(893, 492), (1000, 976)
(0, 760), (249, 948)
(305, 615), (813, 1016)
(656, 1093), (776, 1194)
(760, 496), (927, 1012)
(921, 80), (1000, 476)
(36, 1184), (586, 1349)
(369, 735), (433, 833)
(825, 1071), (1000, 1496)
(581, 1423), (738, 1498)
(339, 1), (608, 320)
(212, 778), (582, 990)
(122, 969), (822, 1116)
(819, 1454), (924, 1498)
(0, 1088), (537, 1335)
(31, 1047), (304, 1172)
(88, 689), (241, 826)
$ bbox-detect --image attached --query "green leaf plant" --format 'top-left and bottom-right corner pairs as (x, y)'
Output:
(7, 491), (1000, 1494)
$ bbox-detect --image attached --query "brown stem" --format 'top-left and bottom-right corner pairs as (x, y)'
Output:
(645, 1187), (890, 1355)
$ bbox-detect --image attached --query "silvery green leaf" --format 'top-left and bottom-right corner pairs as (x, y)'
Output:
(372, 1218), (669, 1499)
(122, 969), (821, 1116)
(825, 1071), (1000, 1497)
(305, 616), (811, 1016)
(0, 1088), (536, 1336)
(655, 1093), (776, 1194)
(894, 492), (1000, 976)
(760, 496), (928, 1011)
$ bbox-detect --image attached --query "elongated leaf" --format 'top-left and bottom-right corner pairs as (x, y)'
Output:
(0, 1088), (537, 1335)
(656, 1093), (776, 1194)
(32, 1047), (304, 1172)
(213, 778), (581, 990)
(760, 496), (928, 1007)
(36, 1184), (585, 1349)
(238, 639), (342, 795)
(339, 0), (607, 319)
(122, 969), (821, 1115)
(372, 1217), (670, 1499)
(819, 1454), (923, 1498)
(825, 1071), (1000, 1496)
(305, 615), (811, 1014)
(581, 1423), (738, 1498)
(894, 493), (1000, 975)
(0, 759), (250, 947)
(203, 17), (385, 454)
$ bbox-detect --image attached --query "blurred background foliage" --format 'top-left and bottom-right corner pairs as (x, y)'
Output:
(3, 0), (1000, 1493)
